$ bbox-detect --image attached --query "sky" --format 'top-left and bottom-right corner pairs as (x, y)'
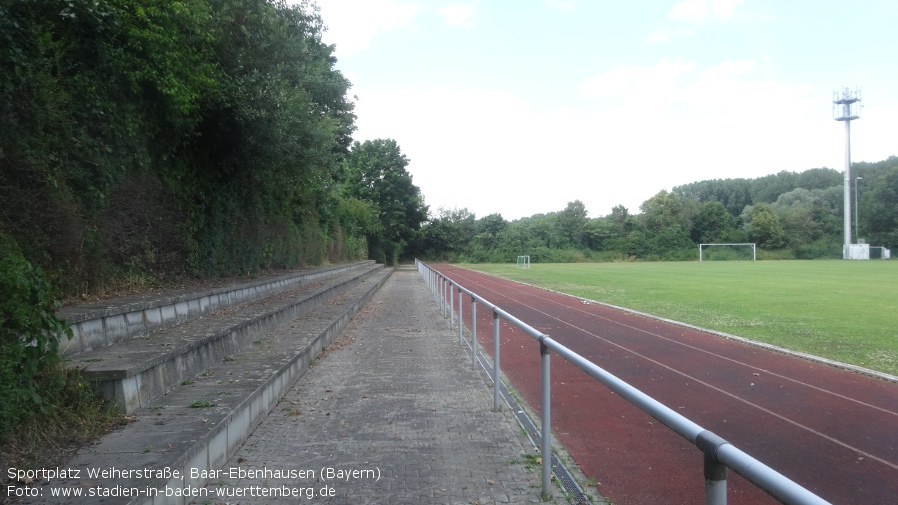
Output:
(308, 0), (897, 221)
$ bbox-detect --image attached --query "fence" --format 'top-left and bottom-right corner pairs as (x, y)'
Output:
(416, 260), (831, 505)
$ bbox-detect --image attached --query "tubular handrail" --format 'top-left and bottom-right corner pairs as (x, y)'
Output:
(416, 260), (831, 505)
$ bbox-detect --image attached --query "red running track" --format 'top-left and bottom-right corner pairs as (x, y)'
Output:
(433, 264), (898, 505)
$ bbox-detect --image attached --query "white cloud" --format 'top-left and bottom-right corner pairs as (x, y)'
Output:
(645, 31), (671, 44)
(570, 59), (835, 212)
(315, 0), (420, 57)
(350, 64), (847, 220)
(669, 0), (745, 22)
(710, 0), (745, 18)
(700, 59), (755, 80)
(438, 3), (476, 28)
(579, 60), (697, 103)
(644, 27), (695, 44)
(546, 0), (579, 10)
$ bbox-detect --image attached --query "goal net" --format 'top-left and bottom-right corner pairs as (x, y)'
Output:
(516, 255), (531, 269)
(699, 243), (756, 262)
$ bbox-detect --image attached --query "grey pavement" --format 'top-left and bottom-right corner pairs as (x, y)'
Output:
(197, 266), (546, 504)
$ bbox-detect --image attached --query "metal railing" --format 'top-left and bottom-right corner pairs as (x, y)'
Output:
(416, 260), (832, 505)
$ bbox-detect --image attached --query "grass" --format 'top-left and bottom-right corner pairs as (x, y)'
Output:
(460, 260), (898, 376)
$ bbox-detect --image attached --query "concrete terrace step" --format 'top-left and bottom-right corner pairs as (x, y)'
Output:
(26, 266), (393, 505)
(68, 263), (385, 414)
(57, 261), (377, 356)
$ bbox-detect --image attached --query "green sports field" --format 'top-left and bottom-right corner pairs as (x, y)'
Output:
(460, 260), (898, 377)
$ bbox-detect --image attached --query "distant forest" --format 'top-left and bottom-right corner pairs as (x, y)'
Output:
(411, 156), (898, 262)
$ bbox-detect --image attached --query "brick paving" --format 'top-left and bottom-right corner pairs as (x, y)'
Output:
(201, 267), (545, 504)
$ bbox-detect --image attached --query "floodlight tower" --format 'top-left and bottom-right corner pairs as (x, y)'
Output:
(833, 87), (861, 259)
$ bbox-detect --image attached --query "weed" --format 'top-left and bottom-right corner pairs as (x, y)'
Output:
(189, 400), (216, 408)
(522, 453), (541, 471)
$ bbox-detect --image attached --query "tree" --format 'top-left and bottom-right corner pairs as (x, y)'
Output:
(747, 203), (785, 249)
(413, 207), (476, 260)
(691, 201), (737, 243)
(342, 139), (428, 262)
(640, 190), (690, 233)
(609, 205), (632, 235)
(556, 200), (589, 247)
(861, 166), (898, 248)
(474, 213), (507, 251)
(772, 188), (840, 247)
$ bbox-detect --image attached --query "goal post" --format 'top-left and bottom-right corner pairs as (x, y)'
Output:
(699, 243), (756, 262)
(516, 255), (531, 269)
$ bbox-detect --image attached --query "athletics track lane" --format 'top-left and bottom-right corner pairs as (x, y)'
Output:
(433, 264), (898, 505)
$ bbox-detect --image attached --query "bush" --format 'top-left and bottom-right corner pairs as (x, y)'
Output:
(0, 232), (73, 436)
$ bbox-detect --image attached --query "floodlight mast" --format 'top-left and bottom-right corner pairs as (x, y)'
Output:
(833, 87), (861, 259)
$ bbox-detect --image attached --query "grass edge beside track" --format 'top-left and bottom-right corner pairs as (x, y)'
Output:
(456, 260), (898, 378)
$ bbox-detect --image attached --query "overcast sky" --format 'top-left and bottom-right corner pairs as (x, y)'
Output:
(309, 0), (897, 221)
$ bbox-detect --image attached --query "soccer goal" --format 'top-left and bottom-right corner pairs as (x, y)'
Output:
(516, 255), (531, 269)
(699, 243), (756, 262)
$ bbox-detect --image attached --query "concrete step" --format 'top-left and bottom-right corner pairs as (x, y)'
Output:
(68, 263), (385, 414)
(57, 261), (377, 356)
(26, 266), (393, 505)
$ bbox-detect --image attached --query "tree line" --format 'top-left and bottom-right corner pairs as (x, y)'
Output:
(412, 156), (898, 262)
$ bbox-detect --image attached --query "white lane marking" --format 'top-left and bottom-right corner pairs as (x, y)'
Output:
(446, 268), (898, 471)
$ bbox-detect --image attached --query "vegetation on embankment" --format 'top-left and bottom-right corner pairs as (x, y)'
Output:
(0, 0), (429, 298)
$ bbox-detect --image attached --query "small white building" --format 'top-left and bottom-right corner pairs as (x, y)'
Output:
(846, 243), (869, 260)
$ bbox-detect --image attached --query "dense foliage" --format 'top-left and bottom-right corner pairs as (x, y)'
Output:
(0, 0), (362, 295)
(413, 156), (898, 262)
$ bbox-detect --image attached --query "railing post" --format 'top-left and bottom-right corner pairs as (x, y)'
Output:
(439, 276), (444, 315)
(449, 284), (455, 329)
(704, 453), (728, 505)
(540, 340), (552, 500)
(458, 290), (464, 345)
(492, 310), (500, 411)
(471, 296), (477, 368)
(697, 431), (729, 505)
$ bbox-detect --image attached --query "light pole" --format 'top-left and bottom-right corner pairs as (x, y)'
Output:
(834, 87), (861, 258)
(855, 176), (863, 243)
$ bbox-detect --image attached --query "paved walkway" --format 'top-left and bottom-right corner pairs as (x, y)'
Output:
(197, 267), (544, 504)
